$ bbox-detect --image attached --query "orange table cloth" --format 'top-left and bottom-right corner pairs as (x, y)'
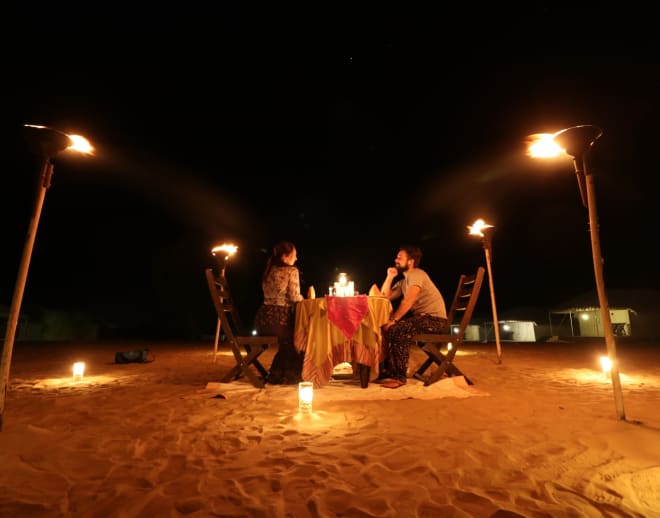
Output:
(294, 296), (392, 387)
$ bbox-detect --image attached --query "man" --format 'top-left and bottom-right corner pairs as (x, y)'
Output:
(379, 245), (447, 388)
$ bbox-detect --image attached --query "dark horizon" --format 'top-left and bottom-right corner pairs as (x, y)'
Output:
(2, 9), (660, 340)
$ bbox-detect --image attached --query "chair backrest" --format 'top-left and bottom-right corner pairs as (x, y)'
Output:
(205, 267), (245, 340)
(412, 267), (485, 385)
(445, 266), (485, 341)
(205, 267), (276, 386)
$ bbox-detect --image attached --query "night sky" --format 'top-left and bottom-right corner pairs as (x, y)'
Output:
(2, 8), (659, 340)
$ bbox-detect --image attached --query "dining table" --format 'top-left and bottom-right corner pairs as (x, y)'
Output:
(293, 295), (393, 388)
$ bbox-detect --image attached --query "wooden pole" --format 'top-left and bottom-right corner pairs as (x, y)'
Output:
(582, 158), (626, 420)
(0, 160), (52, 431)
(482, 233), (502, 363)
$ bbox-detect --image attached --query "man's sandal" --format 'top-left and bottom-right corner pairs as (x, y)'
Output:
(382, 379), (406, 389)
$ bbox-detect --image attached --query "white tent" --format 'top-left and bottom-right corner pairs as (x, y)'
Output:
(479, 320), (538, 342)
(549, 306), (635, 337)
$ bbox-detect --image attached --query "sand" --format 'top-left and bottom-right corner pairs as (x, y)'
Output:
(1, 339), (659, 517)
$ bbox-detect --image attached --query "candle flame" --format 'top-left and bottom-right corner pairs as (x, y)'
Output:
(467, 218), (493, 237)
(600, 356), (612, 373)
(298, 382), (314, 413)
(338, 272), (348, 287)
(72, 361), (85, 378)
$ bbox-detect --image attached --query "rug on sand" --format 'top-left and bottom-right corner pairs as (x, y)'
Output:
(203, 375), (489, 402)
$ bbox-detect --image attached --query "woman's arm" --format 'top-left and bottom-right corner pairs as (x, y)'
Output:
(288, 268), (303, 302)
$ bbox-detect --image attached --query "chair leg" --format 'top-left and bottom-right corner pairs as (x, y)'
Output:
(220, 364), (241, 383)
(220, 344), (267, 388)
(242, 346), (269, 380)
(241, 347), (268, 388)
(412, 354), (435, 381)
(425, 358), (451, 386)
(245, 344), (269, 378)
(220, 345), (254, 384)
(445, 364), (473, 385)
(421, 344), (446, 366)
(425, 361), (473, 386)
(225, 362), (264, 388)
(246, 369), (266, 388)
(420, 344), (472, 386)
(418, 344), (445, 385)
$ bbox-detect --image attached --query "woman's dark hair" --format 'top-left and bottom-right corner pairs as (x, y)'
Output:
(263, 241), (297, 282)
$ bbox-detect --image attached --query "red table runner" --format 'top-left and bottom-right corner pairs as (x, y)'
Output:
(326, 295), (369, 339)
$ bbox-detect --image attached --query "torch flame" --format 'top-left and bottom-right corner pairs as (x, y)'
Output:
(212, 243), (238, 259)
(67, 134), (95, 155)
(527, 132), (566, 158)
(467, 218), (493, 237)
(24, 124), (94, 156)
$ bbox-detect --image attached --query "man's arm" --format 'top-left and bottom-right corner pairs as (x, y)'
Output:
(380, 267), (399, 298)
(391, 285), (420, 322)
(383, 285), (421, 330)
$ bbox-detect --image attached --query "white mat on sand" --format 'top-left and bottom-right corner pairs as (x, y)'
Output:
(204, 375), (489, 401)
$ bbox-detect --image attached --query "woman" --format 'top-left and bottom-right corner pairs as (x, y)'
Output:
(254, 241), (304, 384)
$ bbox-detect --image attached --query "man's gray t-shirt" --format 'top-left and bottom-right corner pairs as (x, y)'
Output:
(393, 268), (447, 318)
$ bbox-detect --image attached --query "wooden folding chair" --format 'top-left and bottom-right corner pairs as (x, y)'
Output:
(412, 266), (485, 386)
(204, 268), (278, 388)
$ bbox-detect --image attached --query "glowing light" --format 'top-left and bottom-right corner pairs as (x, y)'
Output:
(23, 124), (94, 155)
(600, 356), (612, 374)
(298, 382), (314, 413)
(581, 313), (590, 320)
(526, 133), (565, 158)
(67, 134), (94, 155)
(72, 362), (85, 379)
(467, 218), (493, 237)
(333, 273), (354, 296)
(211, 243), (238, 260)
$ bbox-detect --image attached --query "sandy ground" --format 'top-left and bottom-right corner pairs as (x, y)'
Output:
(1, 338), (659, 517)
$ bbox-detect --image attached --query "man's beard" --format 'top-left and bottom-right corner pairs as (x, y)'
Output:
(395, 264), (406, 274)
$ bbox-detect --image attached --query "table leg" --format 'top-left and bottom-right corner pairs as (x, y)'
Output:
(358, 364), (370, 388)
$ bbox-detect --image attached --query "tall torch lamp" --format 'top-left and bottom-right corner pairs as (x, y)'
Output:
(468, 219), (502, 363)
(528, 125), (625, 421)
(1, 124), (93, 431)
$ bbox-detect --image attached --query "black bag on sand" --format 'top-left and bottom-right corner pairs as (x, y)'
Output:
(114, 349), (154, 364)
